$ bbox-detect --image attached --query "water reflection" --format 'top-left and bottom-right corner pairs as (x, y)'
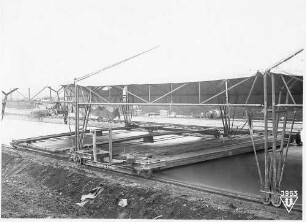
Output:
(156, 146), (302, 204)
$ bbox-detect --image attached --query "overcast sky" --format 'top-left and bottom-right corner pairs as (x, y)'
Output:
(0, 0), (305, 96)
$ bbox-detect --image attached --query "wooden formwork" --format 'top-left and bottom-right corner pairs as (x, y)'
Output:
(11, 126), (285, 179)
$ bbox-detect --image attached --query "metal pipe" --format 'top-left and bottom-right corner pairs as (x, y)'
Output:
(275, 104), (302, 107)
(78, 102), (264, 107)
(36, 100), (301, 107)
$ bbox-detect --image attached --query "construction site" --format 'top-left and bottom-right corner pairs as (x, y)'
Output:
(1, 0), (304, 220)
(1, 46), (303, 219)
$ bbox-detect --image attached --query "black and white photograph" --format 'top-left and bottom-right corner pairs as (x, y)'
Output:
(0, 0), (304, 220)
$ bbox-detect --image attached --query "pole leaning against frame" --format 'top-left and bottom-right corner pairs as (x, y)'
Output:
(262, 71), (270, 205)
(74, 79), (79, 151)
(270, 72), (282, 207)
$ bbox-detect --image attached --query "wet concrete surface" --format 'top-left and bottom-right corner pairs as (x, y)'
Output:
(156, 145), (302, 204)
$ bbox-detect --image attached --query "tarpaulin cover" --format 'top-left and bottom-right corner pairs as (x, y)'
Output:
(64, 72), (303, 106)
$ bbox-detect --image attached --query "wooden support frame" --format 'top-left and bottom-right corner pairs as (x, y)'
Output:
(280, 75), (296, 104)
(285, 75), (303, 83)
(151, 82), (189, 103)
(78, 102), (264, 107)
(74, 80), (79, 151)
(263, 71), (270, 204)
(271, 73), (277, 195)
(109, 126), (113, 164)
(13, 89), (28, 100)
(92, 129), (97, 162)
(30, 86), (48, 101)
(82, 85), (109, 103)
(28, 88), (31, 100)
(67, 48), (303, 207)
(201, 76), (253, 104)
(198, 82), (201, 104)
(245, 76), (258, 104)
(114, 85), (149, 103)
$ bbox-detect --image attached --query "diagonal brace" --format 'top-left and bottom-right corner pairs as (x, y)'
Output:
(201, 76), (253, 104)
(280, 75), (296, 104)
(152, 83), (189, 103)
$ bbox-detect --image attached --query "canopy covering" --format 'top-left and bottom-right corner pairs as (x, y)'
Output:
(3, 49), (304, 105)
(64, 72), (302, 107)
(61, 49), (303, 106)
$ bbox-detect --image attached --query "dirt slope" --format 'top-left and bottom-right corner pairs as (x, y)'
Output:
(1, 146), (302, 219)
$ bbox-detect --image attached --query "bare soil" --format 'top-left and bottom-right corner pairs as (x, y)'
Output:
(1, 146), (302, 219)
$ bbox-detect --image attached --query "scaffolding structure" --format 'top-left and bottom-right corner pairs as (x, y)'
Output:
(4, 48), (303, 206)
(65, 48), (303, 206)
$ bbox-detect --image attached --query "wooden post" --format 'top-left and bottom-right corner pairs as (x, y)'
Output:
(248, 114), (263, 185)
(74, 80), (79, 151)
(108, 86), (111, 102)
(276, 89), (283, 131)
(109, 126), (112, 164)
(92, 129), (97, 162)
(148, 84), (151, 103)
(170, 83), (173, 113)
(63, 87), (66, 103)
(277, 88), (289, 186)
(225, 80), (230, 132)
(277, 110), (287, 186)
(263, 71), (270, 204)
(28, 88), (31, 101)
(50, 87), (52, 101)
(279, 111), (296, 184)
(225, 80), (229, 105)
(271, 73), (277, 193)
(198, 82), (201, 104)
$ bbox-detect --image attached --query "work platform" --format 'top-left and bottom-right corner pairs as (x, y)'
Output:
(11, 125), (283, 178)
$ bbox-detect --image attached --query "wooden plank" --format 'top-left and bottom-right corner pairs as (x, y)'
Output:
(12, 127), (128, 144)
(81, 129), (220, 147)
